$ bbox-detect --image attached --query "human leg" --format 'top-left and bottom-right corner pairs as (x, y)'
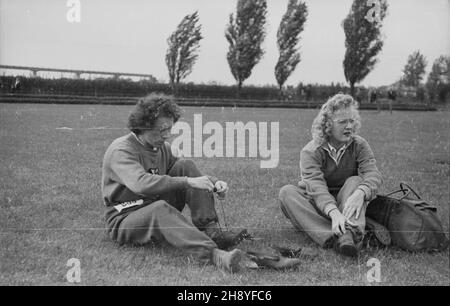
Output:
(336, 176), (366, 233)
(113, 200), (245, 272)
(164, 159), (218, 228)
(115, 200), (216, 260)
(335, 176), (367, 256)
(163, 159), (246, 249)
(279, 184), (334, 248)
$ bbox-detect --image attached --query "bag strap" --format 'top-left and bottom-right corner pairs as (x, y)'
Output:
(399, 182), (422, 199)
(385, 188), (410, 200)
(384, 182), (422, 200)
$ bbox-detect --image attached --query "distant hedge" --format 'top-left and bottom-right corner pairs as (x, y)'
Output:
(0, 76), (351, 101)
(0, 76), (157, 97)
(1, 75), (444, 104)
(0, 93), (438, 111)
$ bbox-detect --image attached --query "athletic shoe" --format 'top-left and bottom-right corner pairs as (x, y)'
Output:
(204, 222), (248, 250)
(337, 232), (358, 257)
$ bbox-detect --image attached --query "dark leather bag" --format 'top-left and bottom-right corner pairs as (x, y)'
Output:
(366, 182), (449, 252)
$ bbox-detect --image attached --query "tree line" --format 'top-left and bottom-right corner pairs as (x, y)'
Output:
(166, 0), (448, 102)
(2, 0), (447, 103)
(0, 75), (346, 101)
(167, 0), (308, 97)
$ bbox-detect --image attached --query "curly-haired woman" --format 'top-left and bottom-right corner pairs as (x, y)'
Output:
(102, 93), (247, 273)
(279, 93), (383, 257)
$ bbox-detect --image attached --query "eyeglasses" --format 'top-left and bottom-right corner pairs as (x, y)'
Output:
(334, 118), (355, 126)
(153, 125), (173, 137)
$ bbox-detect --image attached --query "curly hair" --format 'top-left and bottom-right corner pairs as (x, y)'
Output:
(311, 93), (361, 145)
(127, 93), (182, 135)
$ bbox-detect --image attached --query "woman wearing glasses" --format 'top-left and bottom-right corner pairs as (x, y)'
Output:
(101, 94), (247, 273)
(279, 93), (383, 257)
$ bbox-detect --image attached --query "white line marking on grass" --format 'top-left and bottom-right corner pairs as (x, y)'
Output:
(56, 127), (126, 130)
(0, 228), (447, 233)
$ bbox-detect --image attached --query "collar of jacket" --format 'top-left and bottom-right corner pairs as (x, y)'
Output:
(130, 132), (160, 152)
(319, 136), (355, 151)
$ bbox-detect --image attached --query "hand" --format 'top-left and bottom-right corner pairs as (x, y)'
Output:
(187, 176), (214, 192)
(214, 180), (228, 198)
(214, 180), (228, 199)
(342, 189), (365, 220)
(329, 209), (346, 236)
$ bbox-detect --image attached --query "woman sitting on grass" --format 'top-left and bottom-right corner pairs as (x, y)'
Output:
(279, 93), (386, 257)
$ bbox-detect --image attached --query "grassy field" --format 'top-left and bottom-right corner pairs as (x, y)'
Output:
(0, 103), (449, 286)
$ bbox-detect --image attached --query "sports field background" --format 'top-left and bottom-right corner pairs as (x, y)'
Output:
(0, 103), (448, 285)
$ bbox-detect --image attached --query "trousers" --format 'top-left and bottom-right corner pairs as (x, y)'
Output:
(107, 159), (219, 262)
(279, 176), (367, 247)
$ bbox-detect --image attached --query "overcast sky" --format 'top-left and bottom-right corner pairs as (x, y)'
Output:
(0, 0), (449, 87)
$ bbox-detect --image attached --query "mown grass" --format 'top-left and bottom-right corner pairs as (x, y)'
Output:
(0, 103), (449, 286)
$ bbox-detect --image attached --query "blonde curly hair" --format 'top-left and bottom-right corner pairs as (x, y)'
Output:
(311, 93), (361, 145)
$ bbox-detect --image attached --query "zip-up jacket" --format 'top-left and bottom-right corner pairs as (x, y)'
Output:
(298, 135), (383, 216)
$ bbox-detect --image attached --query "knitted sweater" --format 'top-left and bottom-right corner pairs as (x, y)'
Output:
(101, 133), (188, 207)
(298, 135), (383, 216)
